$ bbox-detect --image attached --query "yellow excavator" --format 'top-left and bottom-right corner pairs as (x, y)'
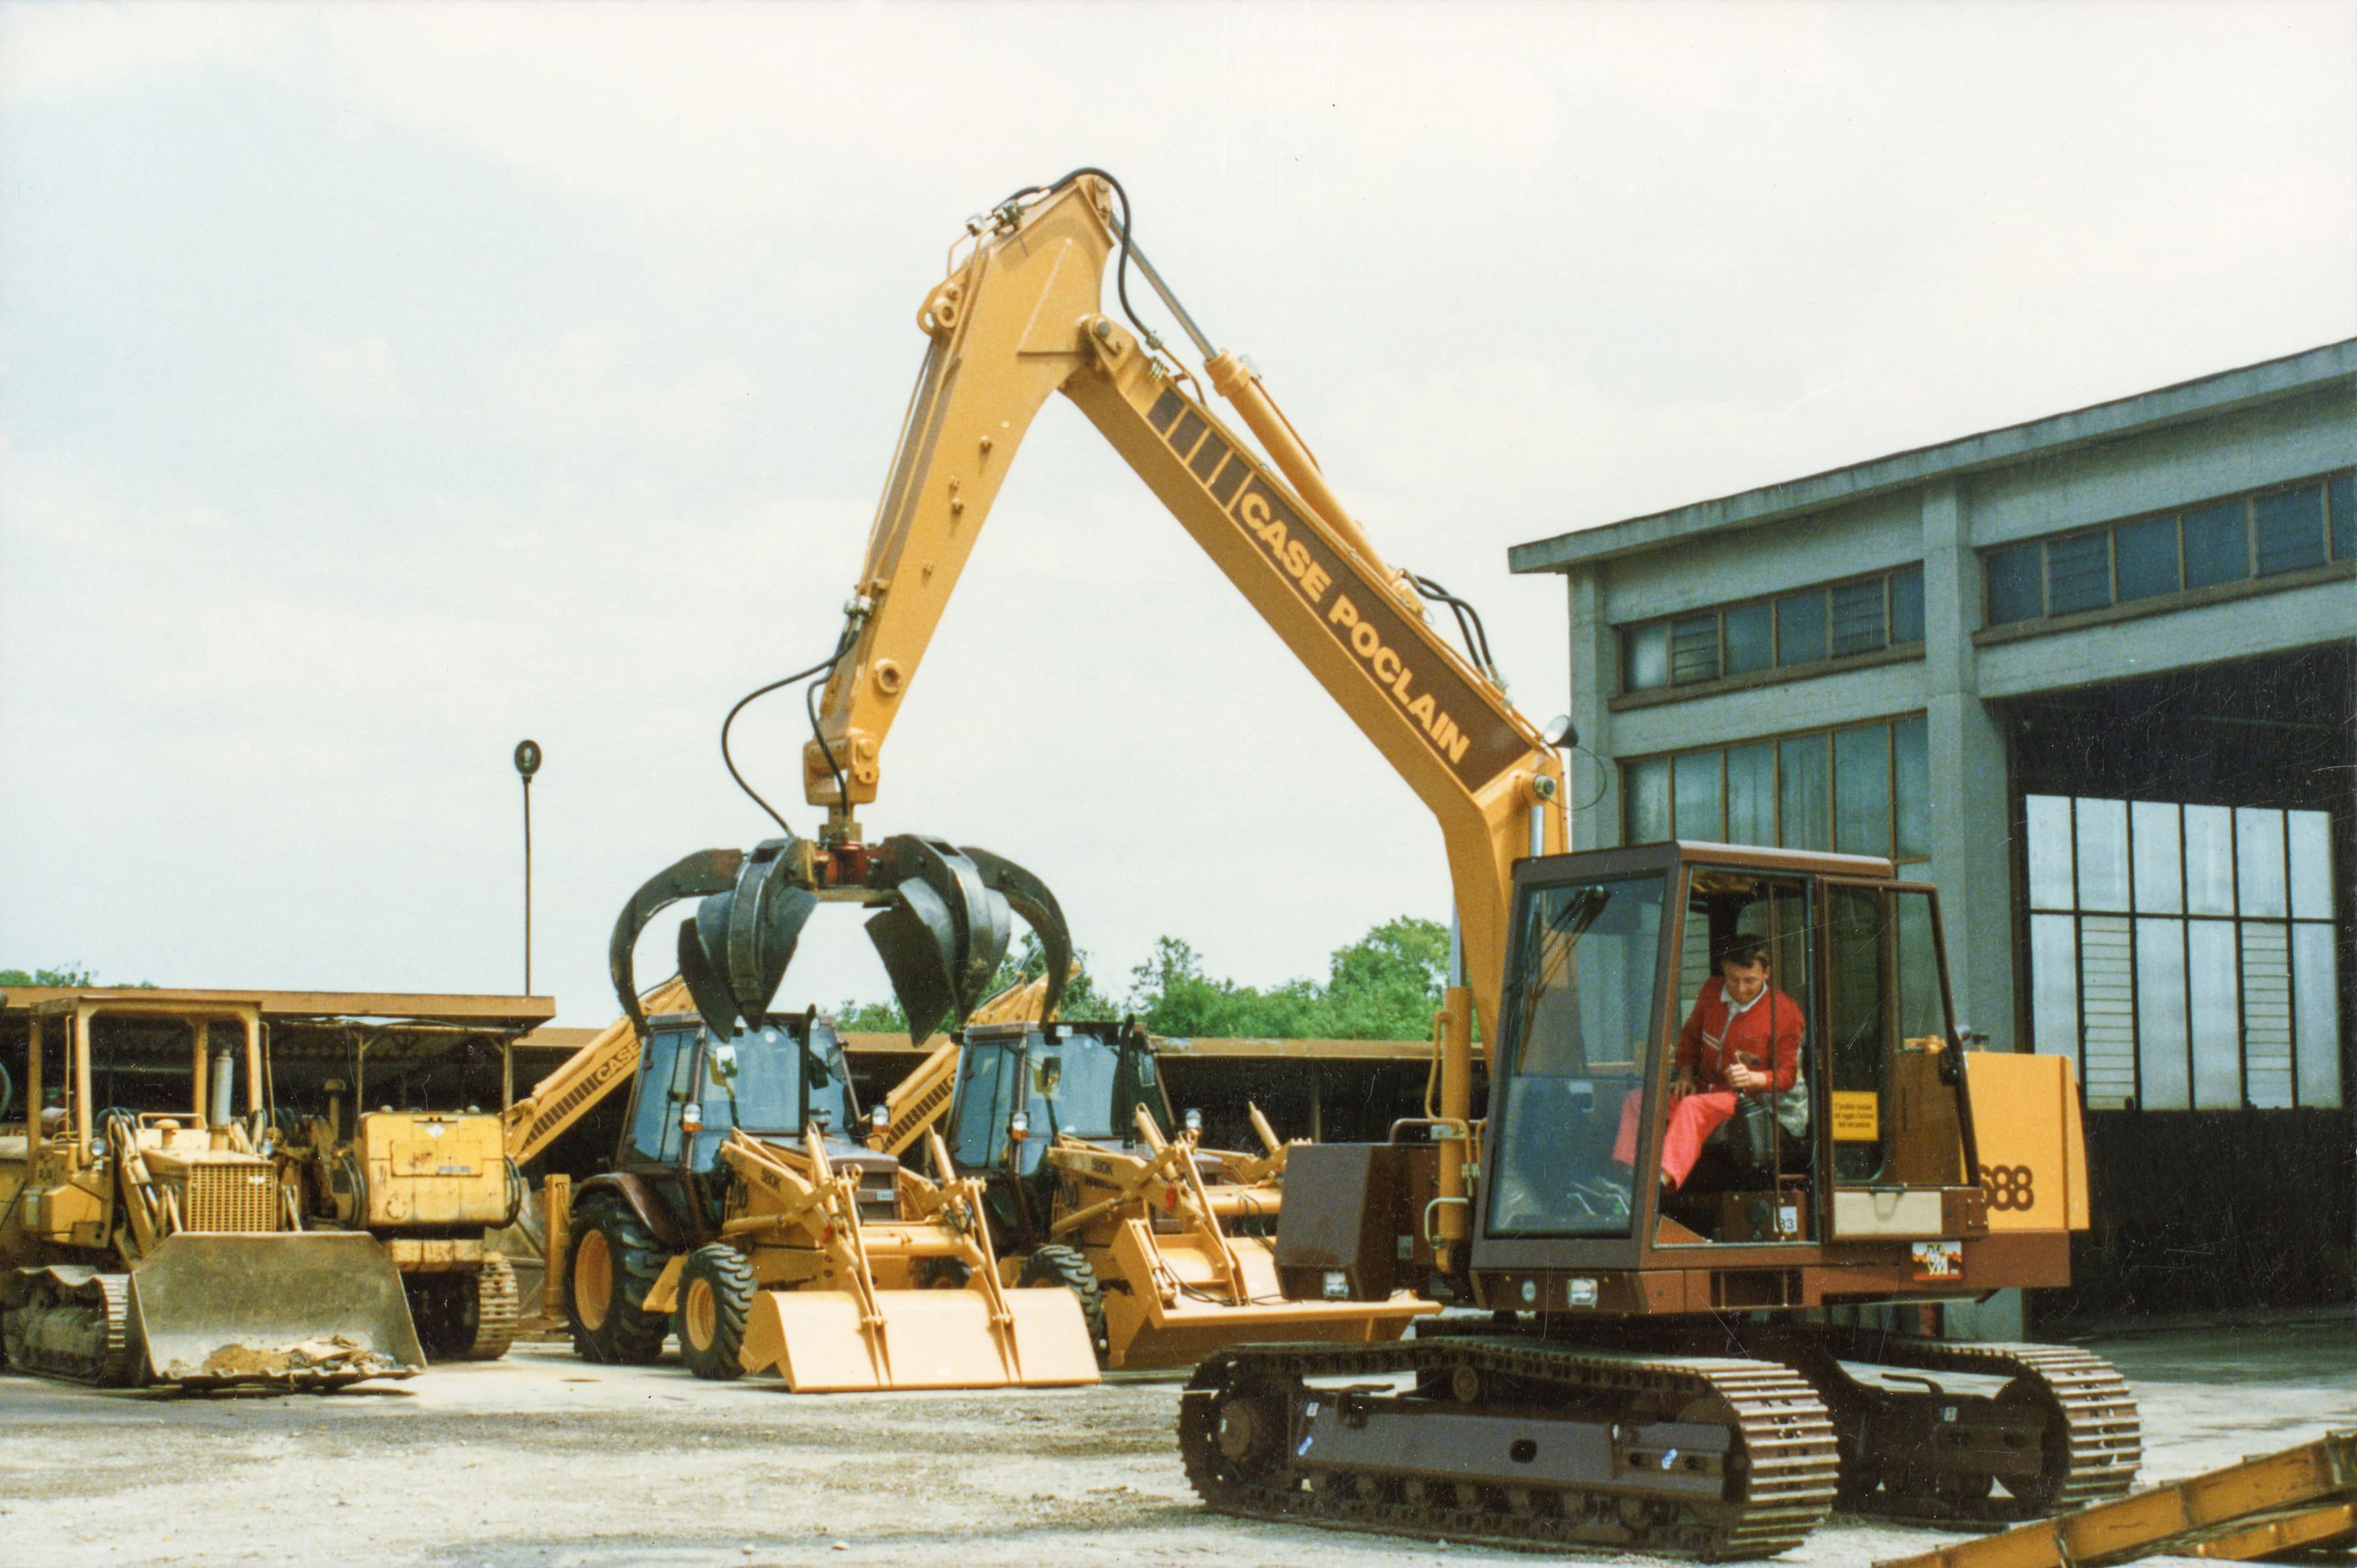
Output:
(0, 991), (421, 1388)
(684, 169), (2136, 1556)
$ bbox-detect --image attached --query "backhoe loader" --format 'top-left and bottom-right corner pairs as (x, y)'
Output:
(555, 991), (1094, 1390)
(938, 1018), (1432, 1368)
(647, 168), (2137, 1556)
(0, 991), (421, 1388)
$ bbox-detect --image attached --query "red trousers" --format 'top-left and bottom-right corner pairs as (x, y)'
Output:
(1613, 1088), (1738, 1189)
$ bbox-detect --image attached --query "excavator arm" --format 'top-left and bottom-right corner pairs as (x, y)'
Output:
(802, 173), (1565, 1041)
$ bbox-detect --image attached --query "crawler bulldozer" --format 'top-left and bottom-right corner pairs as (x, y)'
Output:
(0, 992), (421, 1389)
(936, 1019), (1433, 1368)
(279, 1093), (526, 1363)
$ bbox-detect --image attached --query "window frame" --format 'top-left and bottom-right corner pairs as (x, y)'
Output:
(1979, 468), (2352, 632)
(1621, 712), (1930, 868)
(1617, 563), (1926, 697)
(2017, 792), (2343, 1114)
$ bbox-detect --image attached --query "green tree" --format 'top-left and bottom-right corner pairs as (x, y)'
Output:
(838, 915), (1454, 1043)
(1314, 916), (1451, 1040)
(0, 964), (96, 987)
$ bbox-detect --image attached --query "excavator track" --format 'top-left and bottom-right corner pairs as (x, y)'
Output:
(1179, 1337), (1839, 1560)
(1794, 1330), (2141, 1521)
(1507, 1321), (2141, 1525)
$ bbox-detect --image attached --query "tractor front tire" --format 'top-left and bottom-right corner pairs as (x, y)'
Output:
(677, 1245), (755, 1381)
(565, 1195), (669, 1365)
(1016, 1244), (1107, 1362)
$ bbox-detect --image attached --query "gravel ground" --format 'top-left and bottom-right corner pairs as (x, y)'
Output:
(0, 1321), (2348, 1568)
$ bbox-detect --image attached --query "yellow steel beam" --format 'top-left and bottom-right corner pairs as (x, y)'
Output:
(1875, 1433), (2357, 1568)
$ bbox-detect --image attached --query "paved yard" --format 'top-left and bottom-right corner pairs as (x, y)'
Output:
(0, 1321), (2348, 1568)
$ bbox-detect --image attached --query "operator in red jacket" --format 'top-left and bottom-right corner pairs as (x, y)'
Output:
(1613, 934), (1803, 1190)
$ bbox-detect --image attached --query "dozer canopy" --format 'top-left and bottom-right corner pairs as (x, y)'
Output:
(131, 1231), (423, 1387)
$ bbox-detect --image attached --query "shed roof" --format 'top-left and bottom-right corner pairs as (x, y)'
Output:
(1509, 339), (2357, 575)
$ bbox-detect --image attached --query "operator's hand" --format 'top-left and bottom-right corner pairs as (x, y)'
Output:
(1670, 1072), (1698, 1099)
(1725, 1060), (1764, 1093)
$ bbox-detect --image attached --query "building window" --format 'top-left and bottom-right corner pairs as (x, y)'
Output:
(1623, 715), (1929, 865)
(2024, 794), (2341, 1112)
(1621, 564), (1924, 694)
(1983, 469), (2353, 629)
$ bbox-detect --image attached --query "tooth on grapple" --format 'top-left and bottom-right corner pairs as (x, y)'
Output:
(678, 914), (746, 1037)
(960, 845), (1072, 1024)
(610, 847), (747, 1030)
(867, 875), (963, 1044)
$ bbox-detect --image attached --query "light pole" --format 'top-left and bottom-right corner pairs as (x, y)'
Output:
(510, 739), (542, 1113)
(515, 739), (542, 993)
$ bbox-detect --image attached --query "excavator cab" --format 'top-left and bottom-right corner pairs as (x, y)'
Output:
(1469, 840), (2070, 1304)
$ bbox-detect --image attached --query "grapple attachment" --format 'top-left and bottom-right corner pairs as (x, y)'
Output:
(611, 831), (1070, 1043)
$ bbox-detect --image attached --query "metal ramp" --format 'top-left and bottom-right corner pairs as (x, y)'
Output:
(1877, 1432), (2355, 1568)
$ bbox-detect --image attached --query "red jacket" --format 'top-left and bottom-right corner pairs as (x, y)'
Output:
(1677, 977), (1803, 1093)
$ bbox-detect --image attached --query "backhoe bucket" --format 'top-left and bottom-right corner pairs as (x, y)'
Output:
(738, 1285), (1098, 1392)
(131, 1232), (425, 1388)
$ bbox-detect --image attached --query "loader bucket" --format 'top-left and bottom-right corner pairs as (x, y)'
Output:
(130, 1231), (425, 1389)
(738, 1286), (1098, 1393)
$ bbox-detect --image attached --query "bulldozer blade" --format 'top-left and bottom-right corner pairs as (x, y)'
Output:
(738, 1287), (1098, 1392)
(130, 1232), (425, 1388)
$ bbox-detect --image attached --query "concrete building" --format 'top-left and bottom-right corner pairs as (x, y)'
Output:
(1510, 340), (2354, 1327)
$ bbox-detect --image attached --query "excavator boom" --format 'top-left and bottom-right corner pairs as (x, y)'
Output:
(803, 174), (1566, 1044)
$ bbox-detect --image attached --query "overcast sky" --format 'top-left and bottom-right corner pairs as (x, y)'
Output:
(3, 1), (2350, 1025)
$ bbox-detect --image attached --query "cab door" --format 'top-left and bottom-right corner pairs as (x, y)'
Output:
(1821, 880), (1976, 1248)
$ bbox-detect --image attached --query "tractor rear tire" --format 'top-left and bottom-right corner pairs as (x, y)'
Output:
(565, 1195), (669, 1365)
(1016, 1244), (1106, 1362)
(677, 1245), (755, 1381)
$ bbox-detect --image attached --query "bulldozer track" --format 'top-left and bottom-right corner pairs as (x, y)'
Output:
(3, 1269), (145, 1387)
(466, 1254), (520, 1362)
(1179, 1338), (1839, 1560)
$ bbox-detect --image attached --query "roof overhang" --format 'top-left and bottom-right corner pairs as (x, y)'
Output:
(1509, 339), (2357, 575)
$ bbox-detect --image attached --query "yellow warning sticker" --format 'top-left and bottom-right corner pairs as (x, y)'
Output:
(1830, 1091), (1880, 1142)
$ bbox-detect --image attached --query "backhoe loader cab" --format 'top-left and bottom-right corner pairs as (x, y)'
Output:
(586, 1009), (870, 1253)
(947, 1020), (1166, 1234)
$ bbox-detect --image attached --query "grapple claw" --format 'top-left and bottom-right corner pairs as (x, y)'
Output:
(612, 830), (1072, 1044)
(961, 845), (1072, 1024)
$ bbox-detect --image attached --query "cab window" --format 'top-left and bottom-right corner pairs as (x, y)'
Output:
(624, 1027), (695, 1166)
